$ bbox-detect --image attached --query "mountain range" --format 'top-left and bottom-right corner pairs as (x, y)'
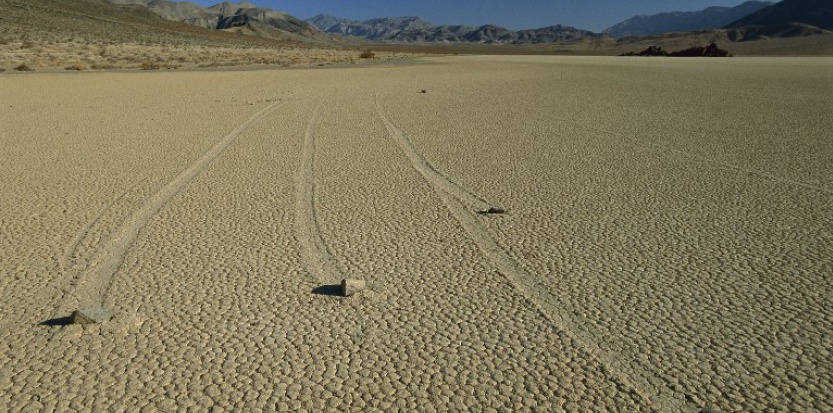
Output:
(101, 0), (832, 46)
(306, 0), (830, 44)
(720, 0), (833, 40)
(306, 15), (601, 44)
(603, 1), (773, 38)
(108, 0), (320, 39)
(726, 0), (833, 30)
(1, 0), (289, 46)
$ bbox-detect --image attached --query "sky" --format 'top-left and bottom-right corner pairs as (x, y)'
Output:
(188, 0), (760, 32)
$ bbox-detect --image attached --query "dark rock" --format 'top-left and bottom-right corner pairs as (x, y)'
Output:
(669, 42), (731, 57)
(621, 43), (730, 57)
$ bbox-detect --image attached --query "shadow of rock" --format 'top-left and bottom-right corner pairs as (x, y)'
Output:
(39, 316), (73, 327)
(312, 285), (343, 297)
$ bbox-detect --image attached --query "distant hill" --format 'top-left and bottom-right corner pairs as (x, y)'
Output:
(604, 1), (773, 38)
(109, 0), (320, 38)
(0, 0), (265, 45)
(307, 14), (602, 44)
(721, 0), (833, 41)
(724, 0), (833, 31)
(0, 0), (368, 71)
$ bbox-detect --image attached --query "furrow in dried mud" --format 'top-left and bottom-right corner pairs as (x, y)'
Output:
(293, 96), (346, 285)
(376, 102), (698, 413)
(54, 97), (295, 316)
(61, 175), (148, 273)
(374, 93), (491, 211)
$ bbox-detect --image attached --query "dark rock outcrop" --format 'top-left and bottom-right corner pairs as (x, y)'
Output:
(669, 43), (731, 57)
(621, 43), (731, 57)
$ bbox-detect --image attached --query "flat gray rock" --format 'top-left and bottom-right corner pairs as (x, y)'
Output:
(71, 307), (115, 324)
(341, 279), (366, 297)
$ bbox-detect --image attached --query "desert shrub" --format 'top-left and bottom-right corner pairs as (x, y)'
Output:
(14, 63), (33, 71)
(359, 49), (375, 59)
(140, 61), (160, 70)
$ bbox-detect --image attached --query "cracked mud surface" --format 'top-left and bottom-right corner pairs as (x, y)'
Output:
(1, 56), (831, 412)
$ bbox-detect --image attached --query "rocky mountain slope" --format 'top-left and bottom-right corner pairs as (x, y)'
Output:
(721, 0), (833, 41)
(0, 0), (379, 71)
(307, 15), (602, 44)
(109, 0), (319, 37)
(1, 0), (250, 45)
(725, 0), (833, 31)
(604, 1), (772, 38)
(306, 15), (436, 39)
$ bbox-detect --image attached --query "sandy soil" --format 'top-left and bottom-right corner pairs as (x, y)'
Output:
(1, 56), (831, 412)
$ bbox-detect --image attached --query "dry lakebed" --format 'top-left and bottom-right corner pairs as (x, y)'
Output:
(1, 55), (831, 412)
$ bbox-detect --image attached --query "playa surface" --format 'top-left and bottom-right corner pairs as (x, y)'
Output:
(1, 56), (831, 412)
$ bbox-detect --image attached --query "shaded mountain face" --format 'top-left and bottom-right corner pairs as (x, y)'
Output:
(109, 0), (318, 36)
(604, 1), (772, 38)
(306, 14), (601, 44)
(724, 0), (833, 31)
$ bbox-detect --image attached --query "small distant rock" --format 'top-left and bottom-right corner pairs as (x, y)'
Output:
(421, 89), (427, 93)
(486, 207), (506, 214)
(341, 279), (366, 297)
(71, 307), (115, 324)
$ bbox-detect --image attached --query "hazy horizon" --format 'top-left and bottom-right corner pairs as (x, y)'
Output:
(185, 0), (768, 32)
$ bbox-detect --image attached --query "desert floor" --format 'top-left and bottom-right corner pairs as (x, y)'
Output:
(1, 56), (831, 412)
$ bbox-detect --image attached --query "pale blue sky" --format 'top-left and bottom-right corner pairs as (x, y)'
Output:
(189, 0), (763, 31)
